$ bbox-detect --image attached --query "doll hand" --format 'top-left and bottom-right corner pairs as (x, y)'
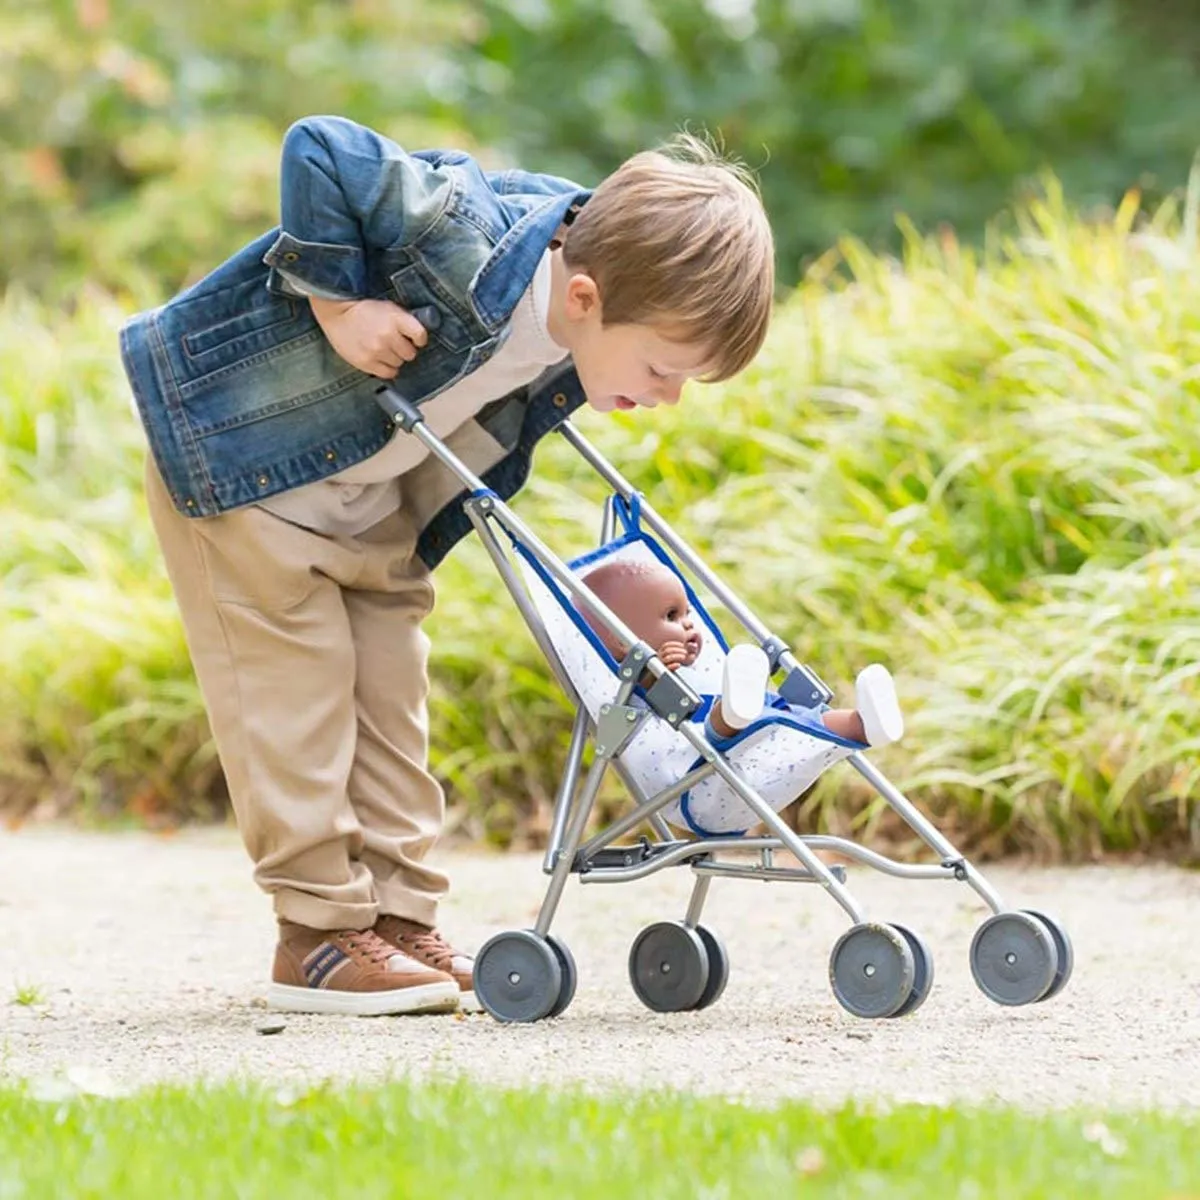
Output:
(658, 641), (691, 671)
(309, 296), (428, 379)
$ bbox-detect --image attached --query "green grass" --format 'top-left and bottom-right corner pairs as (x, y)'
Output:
(9, 982), (46, 1008)
(3, 182), (1200, 856)
(0, 1080), (1196, 1199)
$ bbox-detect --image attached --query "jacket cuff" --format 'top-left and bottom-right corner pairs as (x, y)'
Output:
(271, 265), (354, 302)
(263, 231), (366, 299)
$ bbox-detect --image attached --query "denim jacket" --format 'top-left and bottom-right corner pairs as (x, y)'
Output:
(120, 115), (592, 568)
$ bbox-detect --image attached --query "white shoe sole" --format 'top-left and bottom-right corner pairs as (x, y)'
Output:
(266, 979), (461, 1016)
(458, 989), (483, 1014)
(721, 644), (770, 729)
(856, 663), (904, 746)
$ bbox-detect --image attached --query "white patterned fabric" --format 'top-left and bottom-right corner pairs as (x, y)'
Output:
(516, 531), (856, 835)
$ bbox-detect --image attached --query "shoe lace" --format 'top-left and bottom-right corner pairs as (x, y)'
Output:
(393, 922), (456, 972)
(338, 929), (399, 968)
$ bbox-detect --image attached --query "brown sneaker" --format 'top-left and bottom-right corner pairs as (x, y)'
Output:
(374, 915), (481, 1013)
(267, 921), (460, 1016)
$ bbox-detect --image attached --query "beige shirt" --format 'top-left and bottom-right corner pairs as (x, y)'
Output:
(260, 251), (565, 537)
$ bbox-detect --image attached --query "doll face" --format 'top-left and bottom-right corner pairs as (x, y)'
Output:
(583, 563), (703, 666)
(632, 566), (702, 665)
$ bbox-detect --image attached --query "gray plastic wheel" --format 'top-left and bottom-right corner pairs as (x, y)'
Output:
(629, 921), (710, 1012)
(829, 923), (916, 1019)
(692, 925), (730, 1011)
(474, 930), (563, 1023)
(1022, 910), (1074, 1002)
(889, 924), (935, 1018)
(545, 934), (578, 1019)
(970, 911), (1058, 1006)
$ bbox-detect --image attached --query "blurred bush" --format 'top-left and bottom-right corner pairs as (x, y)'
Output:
(7, 1), (1200, 297)
(5, 189), (1199, 859)
(456, 0), (1200, 281)
(0, 0), (472, 299)
(5, 0), (1200, 857)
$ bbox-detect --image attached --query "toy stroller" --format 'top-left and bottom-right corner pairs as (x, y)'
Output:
(379, 386), (1074, 1023)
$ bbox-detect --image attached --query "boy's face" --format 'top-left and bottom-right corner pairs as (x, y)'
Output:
(573, 321), (713, 414)
(554, 268), (714, 412)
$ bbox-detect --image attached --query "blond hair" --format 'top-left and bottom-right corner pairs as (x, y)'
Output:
(563, 132), (775, 382)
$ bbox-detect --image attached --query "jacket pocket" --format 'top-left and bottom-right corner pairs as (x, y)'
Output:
(388, 265), (477, 353)
(183, 298), (304, 361)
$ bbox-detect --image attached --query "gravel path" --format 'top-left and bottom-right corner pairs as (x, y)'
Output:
(2, 828), (1198, 1109)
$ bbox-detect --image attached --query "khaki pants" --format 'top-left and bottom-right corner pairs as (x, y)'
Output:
(144, 457), (448, 930)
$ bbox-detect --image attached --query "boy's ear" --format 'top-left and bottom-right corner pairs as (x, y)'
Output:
(565, 272), (601, 321)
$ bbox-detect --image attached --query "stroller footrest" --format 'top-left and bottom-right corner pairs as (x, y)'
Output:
(574, 839), (698, 873)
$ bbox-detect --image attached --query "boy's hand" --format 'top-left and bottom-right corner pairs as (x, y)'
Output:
(658, 641), (691, 671)
(309, 296), (428, 379)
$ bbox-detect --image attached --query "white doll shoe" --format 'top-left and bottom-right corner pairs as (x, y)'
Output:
(721, 644), (771, 729)
(855, 664), (904, 746)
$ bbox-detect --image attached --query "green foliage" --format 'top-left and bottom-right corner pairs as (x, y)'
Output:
(0, 0), (471, 298)
(458, 0), (1200, 281)
(0, 289), (217, 820)
(3, 188), (1199, 857)
(7, 0), (1200, 298)
(2, 1081), (1198, 1198)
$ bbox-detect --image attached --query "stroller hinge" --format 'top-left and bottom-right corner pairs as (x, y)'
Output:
(760, 637), (787, 671)
(778, 662), (834, 709)
(594, 702), (645, 759)
(942, 857), (969, 881)
(376, 384), (424, 432)
(643, 671), (701, 727)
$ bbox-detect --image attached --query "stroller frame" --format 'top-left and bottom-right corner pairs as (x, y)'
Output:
(379, 387), (1074, 1022)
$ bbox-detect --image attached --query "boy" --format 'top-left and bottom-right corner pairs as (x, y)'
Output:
(120, 115), (775, 1016)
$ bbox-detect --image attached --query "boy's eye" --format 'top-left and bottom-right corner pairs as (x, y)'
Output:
(647, 365), (666, 380)
(666, 608), (680, 620)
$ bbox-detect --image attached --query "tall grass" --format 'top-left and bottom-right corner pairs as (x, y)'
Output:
(3, 186), (1199, 856)
(0, 290), (216, 821)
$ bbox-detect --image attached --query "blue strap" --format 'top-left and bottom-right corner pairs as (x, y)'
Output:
(612, 492), (643, 534)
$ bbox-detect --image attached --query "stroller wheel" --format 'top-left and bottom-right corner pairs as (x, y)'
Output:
(969, 911), (1059, 1006)
(887, 924), (935, 1018)
(1020, 910), (1074, 1002)
(474, 930), (564, 1023)
(544, 934), (579, 1019)
(692, 925), (730, 1011)
(628, 921), (710, 1012)
(829, 923), (916, 1019)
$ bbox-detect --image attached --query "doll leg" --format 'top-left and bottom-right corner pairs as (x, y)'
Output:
(705, 644), (771, 740)
(854, 663), (904, 746)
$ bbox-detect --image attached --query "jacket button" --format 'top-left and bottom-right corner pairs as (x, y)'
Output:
(552, 393), (567, 407)
(185, 499), (196, 509)
(325, 450), (336, 461)
(282, 251), (300, 263)
(258, 475), (269, 487)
